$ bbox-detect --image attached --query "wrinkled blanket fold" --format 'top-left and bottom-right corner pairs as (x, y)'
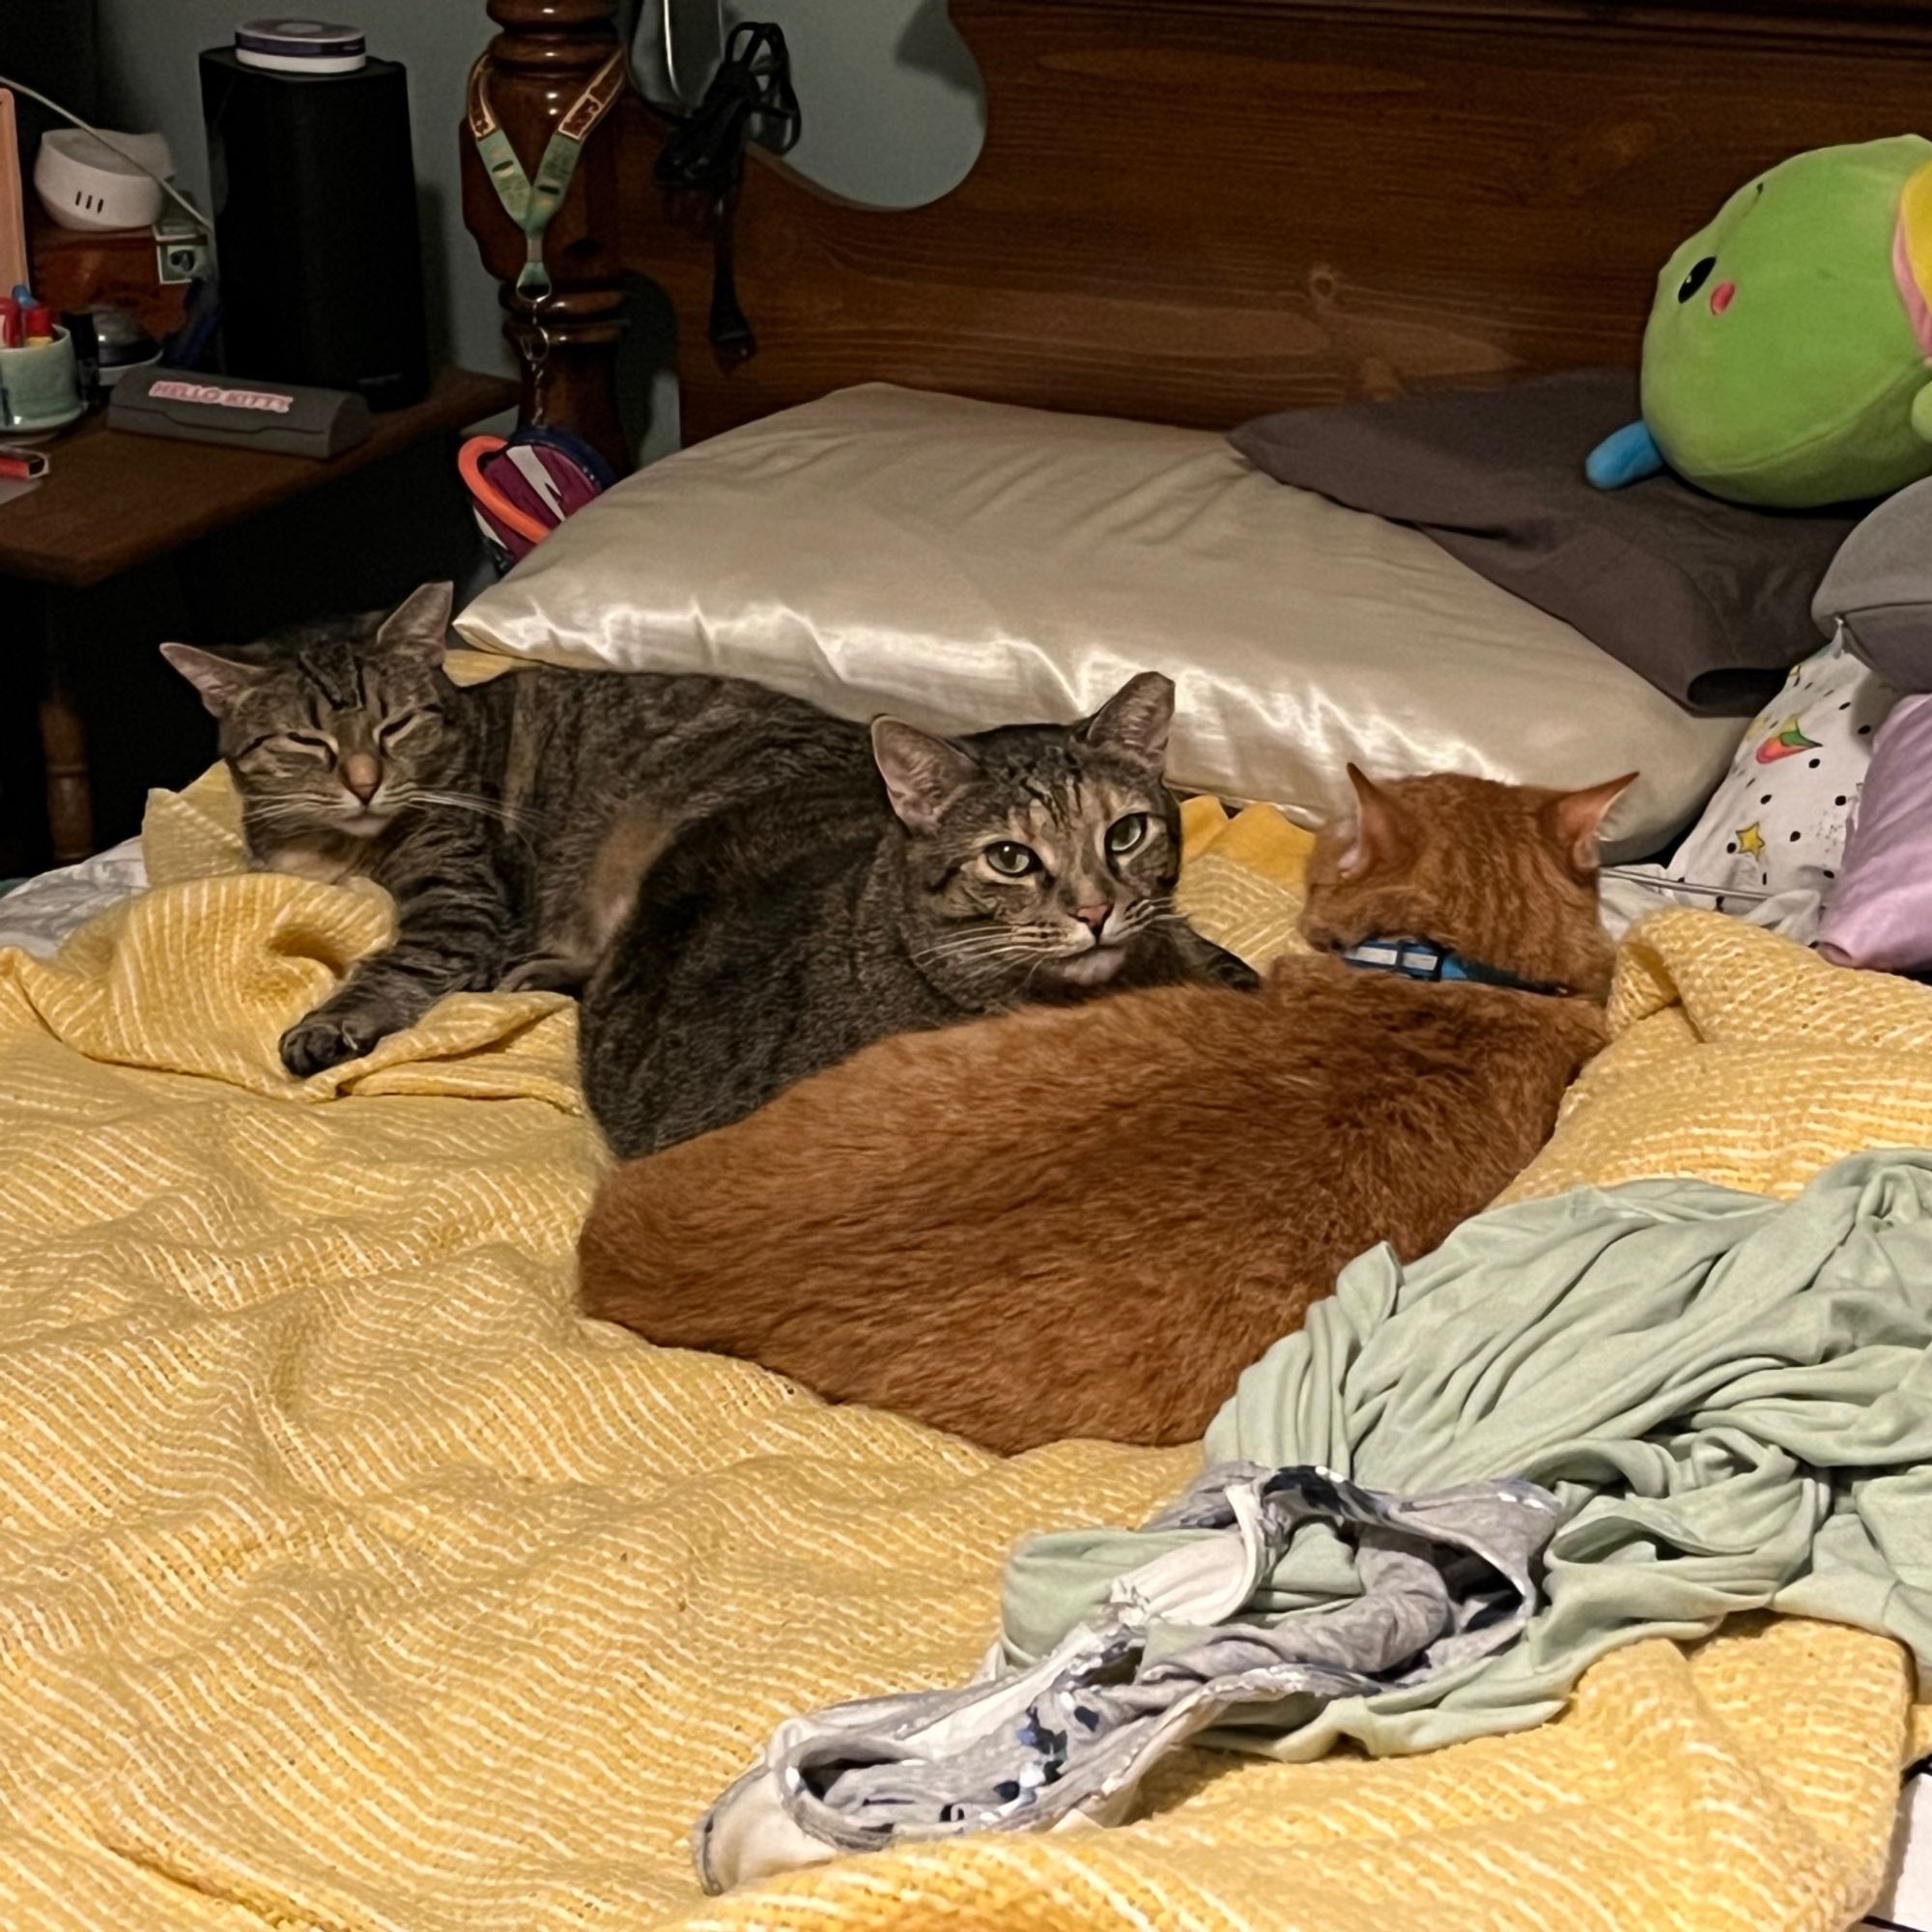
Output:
(0, 779), (1925, 1930)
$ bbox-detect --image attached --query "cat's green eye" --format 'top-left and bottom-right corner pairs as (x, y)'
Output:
(1105, 813), (1150, 857)
(984, 841), (1040, 878)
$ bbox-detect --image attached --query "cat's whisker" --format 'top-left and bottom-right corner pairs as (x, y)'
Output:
(914, 929), (1063, 958)
(395, 787), (545, 830)
(967, 950), (1060, 973)
(931, 919), (1064, 938)
(918, 934), (1058, 956)
(914, 944), (1064, 980)
(242, 802), (342, 828)
(914, 930), (1063, 963)
(913, 950), (1054, 978)
(388, 789), (547, 853)
(408, 788), (528, 816)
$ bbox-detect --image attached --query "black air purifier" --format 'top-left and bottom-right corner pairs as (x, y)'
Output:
(200, 47), (430, 412)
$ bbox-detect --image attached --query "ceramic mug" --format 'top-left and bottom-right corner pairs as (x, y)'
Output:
(0, 327), (83, 433)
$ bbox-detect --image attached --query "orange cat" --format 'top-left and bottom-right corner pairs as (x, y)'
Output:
(579, 768), (1631, 1454)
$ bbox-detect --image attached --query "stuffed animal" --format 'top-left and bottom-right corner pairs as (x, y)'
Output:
(1587, 135), (1932, 508)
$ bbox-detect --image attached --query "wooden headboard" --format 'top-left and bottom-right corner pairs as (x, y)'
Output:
(463, 0), (1932, 474)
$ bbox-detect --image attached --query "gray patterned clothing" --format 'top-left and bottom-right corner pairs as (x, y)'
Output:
(696, 1466), (1560, 1891)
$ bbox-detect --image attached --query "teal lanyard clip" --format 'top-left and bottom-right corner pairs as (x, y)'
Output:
(468, 49), (627, 301)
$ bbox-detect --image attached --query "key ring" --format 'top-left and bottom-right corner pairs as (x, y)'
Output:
(508, 312), (555, 424)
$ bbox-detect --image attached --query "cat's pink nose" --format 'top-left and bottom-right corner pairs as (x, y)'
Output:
(1075, 904), (1110, 937)
(342, 753), (382, 802)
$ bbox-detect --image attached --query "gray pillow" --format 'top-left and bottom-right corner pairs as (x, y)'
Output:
(1230, 370), (1862, 716)
(1813, 475), (1932, 693)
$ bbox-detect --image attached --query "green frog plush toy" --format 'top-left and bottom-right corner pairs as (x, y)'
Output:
(1587, 134), (1932, 508)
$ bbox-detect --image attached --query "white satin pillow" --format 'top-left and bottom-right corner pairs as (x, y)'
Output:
(456, 384), (1740, 858)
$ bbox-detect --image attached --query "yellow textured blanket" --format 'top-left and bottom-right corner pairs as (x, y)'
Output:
(0, 780), (1923, 1931)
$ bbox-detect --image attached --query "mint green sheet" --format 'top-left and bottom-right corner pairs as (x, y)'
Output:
(1002, 1150), (1932, 1760)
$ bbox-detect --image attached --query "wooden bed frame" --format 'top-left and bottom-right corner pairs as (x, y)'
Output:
(463, 0), (1932, 475)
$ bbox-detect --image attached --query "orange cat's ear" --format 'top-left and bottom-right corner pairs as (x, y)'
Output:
(1337, 764), (1406, 880)
(1547, 773), (1637, 872)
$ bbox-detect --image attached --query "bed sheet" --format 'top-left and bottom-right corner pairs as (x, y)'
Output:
(0, 835), (147, 957)
(0, 773), (1920, 1932)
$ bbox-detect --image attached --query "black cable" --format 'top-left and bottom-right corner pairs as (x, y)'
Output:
(654, 21), (799, 363)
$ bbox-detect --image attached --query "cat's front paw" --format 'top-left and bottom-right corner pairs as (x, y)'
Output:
(279, 1005), (391, 1078)
(500, 952), (586, 995)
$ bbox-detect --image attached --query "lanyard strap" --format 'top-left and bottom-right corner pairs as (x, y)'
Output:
(468, 49), (628, 300)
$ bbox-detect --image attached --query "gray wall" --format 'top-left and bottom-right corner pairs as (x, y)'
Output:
(94, 1), (984, 457)
(697, 0), (982, 210)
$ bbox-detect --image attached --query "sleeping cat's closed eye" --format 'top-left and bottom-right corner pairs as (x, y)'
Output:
(378, 710), (439, 748)
(233, 730), (331, 767)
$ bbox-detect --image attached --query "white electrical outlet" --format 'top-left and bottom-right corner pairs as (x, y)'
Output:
(154, 218), (211, 286)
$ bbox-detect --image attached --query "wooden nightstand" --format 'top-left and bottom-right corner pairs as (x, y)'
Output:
(0, 366), (517, 864)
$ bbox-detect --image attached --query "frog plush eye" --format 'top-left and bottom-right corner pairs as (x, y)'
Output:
(1678, 256), (1717, 303)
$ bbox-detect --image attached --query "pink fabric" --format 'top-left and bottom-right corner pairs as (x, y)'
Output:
(1894, 216), (1932, 361)
(1818, 692), (1932, 972)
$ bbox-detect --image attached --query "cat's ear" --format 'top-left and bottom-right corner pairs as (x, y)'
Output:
(1336, 764), (1407, 880)
(374, 582), (453, 665)
(159, 643), (269, 718)
(1081, 672), (1175, 770)
(1545, 772), (1637, 872)
(871, 718), (980, 833)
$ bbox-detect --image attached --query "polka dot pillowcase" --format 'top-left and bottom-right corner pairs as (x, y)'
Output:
(1666, 630), (1896, 905)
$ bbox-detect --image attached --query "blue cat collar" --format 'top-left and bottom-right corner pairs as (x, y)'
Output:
(1338, 936), (1558, 996)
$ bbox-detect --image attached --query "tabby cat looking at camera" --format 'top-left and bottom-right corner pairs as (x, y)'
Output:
(162, 583), (1244, 1148)
(578, 660), (1252, 1155)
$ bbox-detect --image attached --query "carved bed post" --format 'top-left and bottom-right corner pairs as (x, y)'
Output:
(461, 0), (633, 473)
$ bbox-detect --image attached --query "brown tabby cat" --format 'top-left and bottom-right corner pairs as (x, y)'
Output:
(578, 767), (1633, 1454)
